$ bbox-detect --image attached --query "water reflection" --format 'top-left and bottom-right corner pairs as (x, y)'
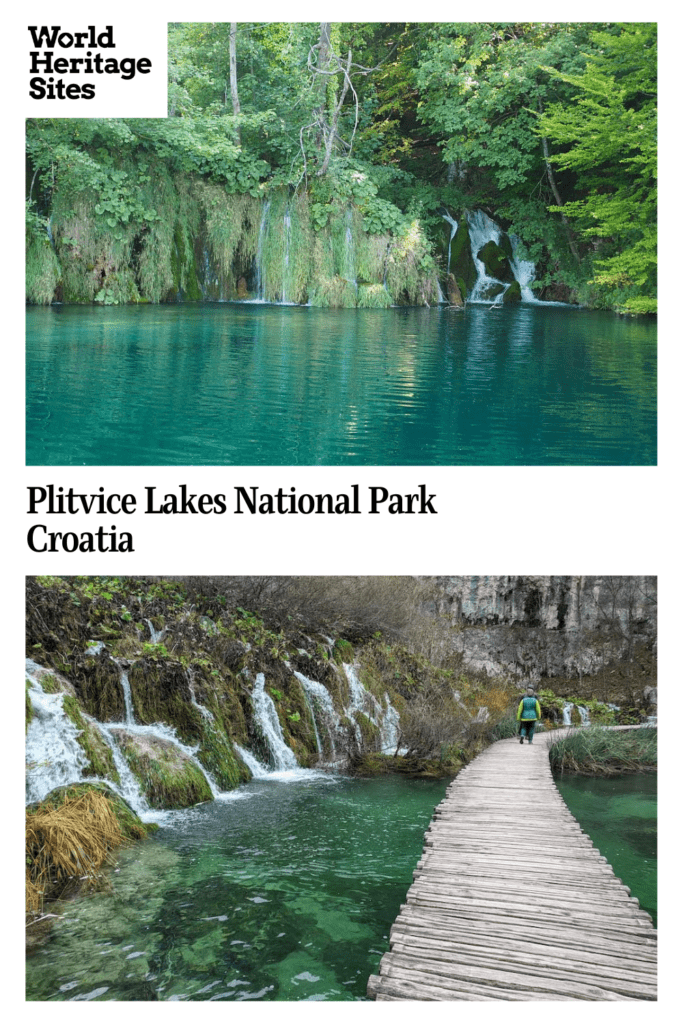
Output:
(26, 303), (656, 465)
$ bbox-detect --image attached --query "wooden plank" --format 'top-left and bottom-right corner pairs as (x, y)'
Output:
(368, 729), (657, 1001)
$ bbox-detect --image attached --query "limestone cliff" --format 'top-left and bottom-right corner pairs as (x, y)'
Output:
(434, 576), (656, 692)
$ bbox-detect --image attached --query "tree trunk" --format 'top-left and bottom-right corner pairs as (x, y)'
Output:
(229, 22), (241, 146)
(313, 23), (333, 151)
(541, 133), (581, 266)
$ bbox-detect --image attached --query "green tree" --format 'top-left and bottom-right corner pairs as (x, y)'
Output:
(540, 24), (657, 313)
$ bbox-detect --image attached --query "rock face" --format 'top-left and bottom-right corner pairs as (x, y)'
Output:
(434, 576), (656, 684)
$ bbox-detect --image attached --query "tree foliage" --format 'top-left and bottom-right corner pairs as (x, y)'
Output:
(27, 23), (657, 312)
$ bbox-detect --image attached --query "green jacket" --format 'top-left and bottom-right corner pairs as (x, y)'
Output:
(517, 696), (541, 721)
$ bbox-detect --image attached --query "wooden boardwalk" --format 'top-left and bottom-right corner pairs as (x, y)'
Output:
(368, 730), (657, 1000)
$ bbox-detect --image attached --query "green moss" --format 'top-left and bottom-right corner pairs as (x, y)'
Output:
(503, 280), (522, 303)
(26, 234), (61, 305)
(357, 283), (392, 308)
(113, 730), (212, 809)
(62, 695), (120, 782)
(477, 240), (514, 283)
(450, 222), (477, 295)
(196, 721), (248, 789)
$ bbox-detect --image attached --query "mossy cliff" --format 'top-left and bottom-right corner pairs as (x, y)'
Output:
(26, 168), (441, 309)
(26, 577), (524, 810)
(27, 577), (656, 814)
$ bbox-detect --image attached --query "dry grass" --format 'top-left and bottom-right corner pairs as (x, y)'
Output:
(26, 789), (134, 914)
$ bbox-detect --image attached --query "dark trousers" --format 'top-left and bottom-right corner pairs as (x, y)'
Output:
(520, 720), (536, 742)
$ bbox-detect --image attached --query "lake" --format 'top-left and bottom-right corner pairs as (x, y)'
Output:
(26, 302), (656, 465)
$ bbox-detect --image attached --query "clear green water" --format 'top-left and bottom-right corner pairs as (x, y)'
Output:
(554, 772), (657, 926)
(26, 773), (449, 1002)
(26, 303), (656, 465)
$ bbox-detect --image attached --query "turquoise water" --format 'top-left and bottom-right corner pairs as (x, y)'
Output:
(555, 772), (657, 926)
(25, 773), (449, 1002)
(26, 303), (656, 465)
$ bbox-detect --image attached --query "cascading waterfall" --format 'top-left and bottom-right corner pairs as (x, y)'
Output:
(466, 209), (510, 304)
(291, 668), (342, 760)
(26, 662), (90, 805)
(186, 667), (215, 721)
(146, 619), (166, 644)
(255, 200), (271, 302)
(282, 206), (292, 303)
(509, 236), (537, 303)
(342, 663), (402, 754)
(118, 666), (135, 725)
(26, 655), (221, 816)
(249, 673), (299, 771)
(562, 702), (591, 726)
(442, 212), (458, 275)
(343, 208), (358, 293)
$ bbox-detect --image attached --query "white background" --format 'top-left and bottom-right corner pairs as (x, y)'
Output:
(7, 1), (678, 1018)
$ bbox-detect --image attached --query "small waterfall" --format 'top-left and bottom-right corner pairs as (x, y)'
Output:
(250, 673), (299, 771)
(442, 212), (458, 274)
(379, 697), (401, 755)
(282, 206), (292, 303)
(26, 666), (90, 804)
(118, 667), (135, 726)
(85, 641), (106, 657)
(186, 667), (215, 722)
(146, 619), (166, 644)
(466, 209), (509, 304)
(343, 208), (358, 292)
(342, 664), (402, 754)
(97, 726), (151, 816)
(562, 702), (590, 726)
(234, 743), (271, 779)
(255, 200), (271, 302)
(291, 668), (342, 760)
(509, 236), (537, 303)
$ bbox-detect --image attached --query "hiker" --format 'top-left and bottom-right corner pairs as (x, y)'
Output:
(517, 687), (541, 744)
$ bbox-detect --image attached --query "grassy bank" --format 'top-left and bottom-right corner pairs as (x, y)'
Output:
(548, 726), (657, 775)
(26, 783), (155, 920)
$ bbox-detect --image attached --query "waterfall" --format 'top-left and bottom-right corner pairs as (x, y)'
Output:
(291, 668), (342, 761)
(234, 743), (271, 779)
(282, 206), (292, 303)
(342, 664), (402, 755)
(26, 665), (90, 804)
(442, 212), (458, 275)
(118, 666), (135, 725)
(343, 208), (358, 292)
(509, 236), (537, 303)
(466, 209), (509, 304)
(186, 667), (215, 722)
(562, 702), (590, 726)
(146, 619), (166, 644)
(255, 200), (271, 302)
(465, 209), (544, 305)
(249, 673), (299, 771)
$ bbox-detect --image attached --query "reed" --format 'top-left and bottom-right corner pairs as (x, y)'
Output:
(548, 726), (657, 775)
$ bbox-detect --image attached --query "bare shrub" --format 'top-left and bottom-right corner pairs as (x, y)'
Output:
(176, 576), (453, 651)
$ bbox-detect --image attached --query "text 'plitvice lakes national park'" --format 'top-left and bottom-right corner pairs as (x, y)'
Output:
(25, 23), (657, 466)
(25, 576), (657, 1001)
